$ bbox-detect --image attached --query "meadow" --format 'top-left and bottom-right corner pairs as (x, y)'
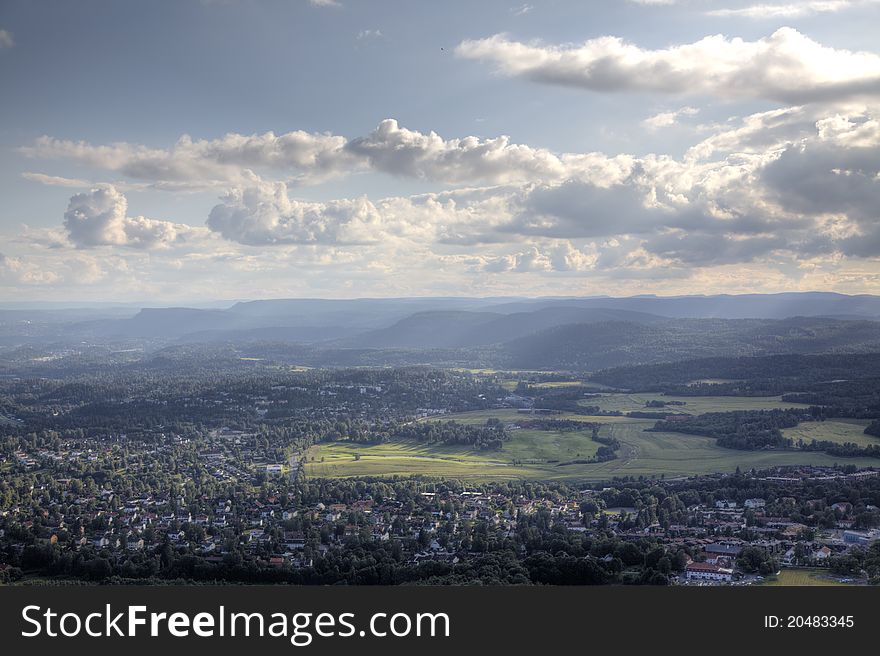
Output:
(304, 426), (601, 481)
(304, 394), (880, 481)
(759, 569), (857, 586)
(782, 419), (880, 448)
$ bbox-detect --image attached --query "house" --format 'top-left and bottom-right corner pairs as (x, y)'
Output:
(685, 562), (734, 582)
(813, 546), (833, 560)
(744, 498), (766, 510)
(283, 531), (306, 550)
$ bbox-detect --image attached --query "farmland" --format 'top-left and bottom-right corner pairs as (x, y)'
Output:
(782, 419), (880, 449)
(304, 426), (602, 481)
(304, 393), (880, 481)
(759, 569), (858, 586)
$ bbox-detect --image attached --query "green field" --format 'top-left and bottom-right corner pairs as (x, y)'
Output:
(305, 427), (602, 481)
(304, 395), (880, 481)
(759, 569), (857, 586)
(783, 419), (880, 448)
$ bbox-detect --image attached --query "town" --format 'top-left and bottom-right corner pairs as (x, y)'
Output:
(3, 345), (880, 586)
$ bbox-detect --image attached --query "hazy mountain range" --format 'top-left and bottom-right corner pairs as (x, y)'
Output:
(4, 292), (880, 371)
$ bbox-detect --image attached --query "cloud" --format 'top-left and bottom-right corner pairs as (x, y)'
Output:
(456, 28), (880, 103)
(309, 0), (340, 7)
(18, 101), (880, 298)
(188, 104), (880, 273)
(482, 242), (598, 273)
(24, 119), (634, 189)
(0, 29), (13, 49)
(346, 118), (604, 184)
(0, 253), (61, 285)
(708, 1), (878, 19)
(206, 182), (386, 246)
(758, 129), (880, 255)
(356, 29), (383, 40)
(23, 172), (93, 188)
(816, 112), (880, 147)
(21, 130), (357, 188)
(684, 105), (816, 160)
(63, 185), (207, 249)
(511, 4), (533, 16)
(643, 106), (700, 129)
(205, 180), (519, 247)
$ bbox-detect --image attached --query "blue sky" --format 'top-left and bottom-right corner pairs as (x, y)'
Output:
(1, 0), (880, 301)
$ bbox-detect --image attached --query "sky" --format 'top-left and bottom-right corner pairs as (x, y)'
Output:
(1, 0), (880, 302)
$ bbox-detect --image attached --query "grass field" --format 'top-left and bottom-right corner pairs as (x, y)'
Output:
(304, 396), (880, 481)
(304, 427), (602, 480)
(759, 569), (856, 586)
(783, 419), (880, 448)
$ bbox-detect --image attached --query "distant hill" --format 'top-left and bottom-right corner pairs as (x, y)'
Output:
(483, 292), (880, 320)
(93, 308), (241, 339)
(496, 317), (880, 370)
(4, 292), (880, 349)
(342, 306), (662, 349)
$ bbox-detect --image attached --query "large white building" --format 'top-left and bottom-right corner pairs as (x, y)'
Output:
(685, 562), (734, 582)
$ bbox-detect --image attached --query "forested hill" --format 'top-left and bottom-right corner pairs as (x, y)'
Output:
(591, 353), (880, 390)
(494, 318), (880, 371)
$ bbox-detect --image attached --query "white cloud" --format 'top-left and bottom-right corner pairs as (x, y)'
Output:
(708, 1), (877, 19)
(0, 29), (13, 49)
(22, 172), (93, 188)
(44, 104), (873, 279)
(14, 101), (880, 297)
(21, 130), (356, 189)
(347, 118), (604, 184)
(815, 112), (880, 147)
(0, 253), (60, 285)
(206, 182), (385, 246)
(309, 0), (340, 7)
(24, 119), (634, 189)
(483, 242), (598, 273)
(63, 185), (208, 249)
(456, 28), (880, 103)
(205, 180), (517, 247)
(643, 106), (700, 129)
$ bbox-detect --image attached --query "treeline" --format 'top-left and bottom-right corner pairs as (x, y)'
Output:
(781, 378), (880, 418)
(652, 409), (812, 450)
(392, 420), (510, 450)
(512, 382), (603, 413)
(654, 408), (880, 458)
(515, 419), (599, 432)
(801, 440), (880, 459)
(591, 353), (880, 392)
(559, 426), (619, 465)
